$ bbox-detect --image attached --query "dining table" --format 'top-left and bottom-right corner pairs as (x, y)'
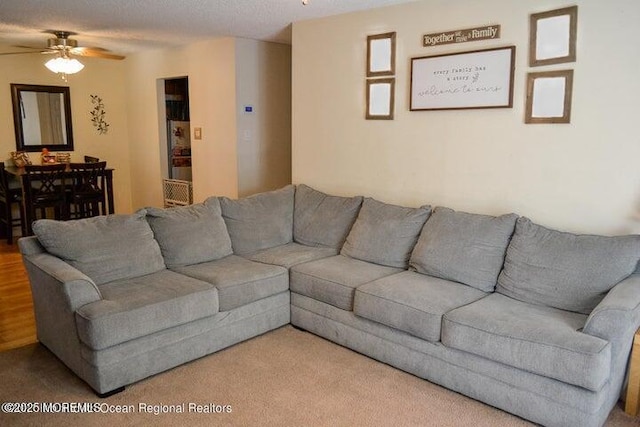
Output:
(4, 164), (115, 234)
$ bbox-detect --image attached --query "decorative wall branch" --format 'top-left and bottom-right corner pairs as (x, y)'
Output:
(90, 94), (109, 134)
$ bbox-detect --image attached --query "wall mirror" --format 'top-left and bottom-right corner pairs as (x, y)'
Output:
(10, 83), (75, 152)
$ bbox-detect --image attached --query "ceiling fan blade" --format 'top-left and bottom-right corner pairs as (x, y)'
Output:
(8, 45), (57, 55)
(71, 47), (125, 60)
(13, 45), (46, 50)
(0, 50), (48, 56)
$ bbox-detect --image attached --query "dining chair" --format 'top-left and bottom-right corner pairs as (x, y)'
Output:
(23, 164), (69, 235)
(0, 162), (25, 244)
(84, 155), (100, 163)
(69, 161), (107, 219)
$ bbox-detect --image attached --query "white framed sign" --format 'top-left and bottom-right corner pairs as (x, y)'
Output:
(410, 46), (515, 111)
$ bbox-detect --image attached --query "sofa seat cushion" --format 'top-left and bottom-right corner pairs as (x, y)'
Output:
(410, 207), (518, 292)
(497, 217), (640, 314)
(146, 198), (232, 267)
(441, 293), (611, 391)
(171, 255), (288, 311)
(290, 255), (402, 311)
(218, 185), (294, 255)
(244, 243), (338, 268)
(75, 270), (219, 350)
(294, 184), (363, 249)
(354, 271), (487, 342)
(32, 211), (165, 285)
(341, 198), (431, 268)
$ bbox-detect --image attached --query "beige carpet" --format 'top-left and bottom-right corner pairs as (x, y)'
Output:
(0, 326), (637, 427)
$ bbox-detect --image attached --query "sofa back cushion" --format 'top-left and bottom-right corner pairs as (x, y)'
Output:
(341, 198), (431, 268)
(410, 207), (518, 292)
(497, 217), (640, 314)
(294, 184), (363, 249)
(146, 198), (233, 267)
(32, 210), (165, 285)
(219, 185), (294, 255)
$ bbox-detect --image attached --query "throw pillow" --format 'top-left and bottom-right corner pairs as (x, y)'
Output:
(496, 217), (640, 314)
(410, 207), (518, 292)
(219, 185), (294, 254)
(32, 210), (165, 285)
(146, 198), (233, 267)
(341, 197), (431, 268)
(294, 184), (363, 249)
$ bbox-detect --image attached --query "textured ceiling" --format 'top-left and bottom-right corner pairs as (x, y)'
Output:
(0, 0), (416, 55)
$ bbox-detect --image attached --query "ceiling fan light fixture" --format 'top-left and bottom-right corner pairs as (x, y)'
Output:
(44, 56), (84, 75)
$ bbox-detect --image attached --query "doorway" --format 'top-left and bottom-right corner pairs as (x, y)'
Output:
(164, 77), (191, 181)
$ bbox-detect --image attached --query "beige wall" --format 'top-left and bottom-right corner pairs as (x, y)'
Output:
(125, 38), (239, 208)
(235, 39), (292, 197)
(292, 0), (640, 235)
(125, 37), (292, 208)
(0, 49), (132, 213)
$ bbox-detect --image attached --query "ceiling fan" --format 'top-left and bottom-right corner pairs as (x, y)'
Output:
(0, 30), (125, 79)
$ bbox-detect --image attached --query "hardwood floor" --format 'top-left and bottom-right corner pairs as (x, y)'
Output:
(0, 242), (37, 352)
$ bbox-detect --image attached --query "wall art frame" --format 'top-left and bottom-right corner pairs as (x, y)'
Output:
(525, 69), (574, 124)
(366, 32), (396, 77)
(410, 45), (515, 111)
(529, 6), (578, 67)
(366, 78), (395, 120)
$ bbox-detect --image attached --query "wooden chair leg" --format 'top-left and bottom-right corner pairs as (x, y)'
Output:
(6, 216), (13, 245)
(0, 205), (9, 245)
(1, 202), (8, 243)
(0, 220), (6, 242)
(20, 203), (28, 238)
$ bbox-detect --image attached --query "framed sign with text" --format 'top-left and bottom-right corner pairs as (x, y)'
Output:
(410, 46), (515, 111)
(423, 25), (500, 47)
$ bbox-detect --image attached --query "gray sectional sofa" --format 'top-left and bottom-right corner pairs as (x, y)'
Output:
(19, 184), (640, 427)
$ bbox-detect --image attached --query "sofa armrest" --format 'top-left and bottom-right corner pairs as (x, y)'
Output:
(583, 274), (640, 342)
(23, 253), (102, 312)
(583, 274), (640, 395)
(18, 236), (46, 256)
(20, 250), (103, 377)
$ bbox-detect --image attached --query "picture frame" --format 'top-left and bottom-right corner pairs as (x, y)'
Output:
(367, 32), (396, 77)
(410, 46), (515, 111)
(366, 78), (395, 120)
(529, 6), (577, 67)
(525, 69), (574, 124)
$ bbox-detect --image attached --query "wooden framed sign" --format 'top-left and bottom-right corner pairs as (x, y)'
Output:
(423, 25), (500, 47)
(410, 46), (515, 111)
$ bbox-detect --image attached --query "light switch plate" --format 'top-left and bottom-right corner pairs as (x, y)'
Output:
(194, 127), (202, 140)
